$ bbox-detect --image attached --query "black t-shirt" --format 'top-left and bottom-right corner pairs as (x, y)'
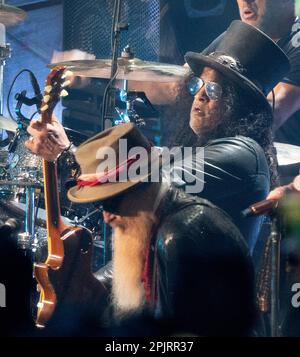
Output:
(275, 17), (300, 146)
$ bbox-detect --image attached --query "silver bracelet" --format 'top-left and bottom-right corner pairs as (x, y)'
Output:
(57, 142), (77, 161)
(65, 142), (77, 156)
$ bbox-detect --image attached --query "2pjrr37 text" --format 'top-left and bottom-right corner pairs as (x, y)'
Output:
(105, 341), (194, 354)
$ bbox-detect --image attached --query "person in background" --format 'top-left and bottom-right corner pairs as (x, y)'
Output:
(237, 0), (300, 146)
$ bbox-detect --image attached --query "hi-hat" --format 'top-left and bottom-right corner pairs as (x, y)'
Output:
(49, 58), (189, 83)
(0, 115), (18, 132)
(274, 142), (300, 166)
(0, 4), (26, 27)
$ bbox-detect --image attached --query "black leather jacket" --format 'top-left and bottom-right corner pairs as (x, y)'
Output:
(171, 136), (270, 253)
(95, 188), (256, 336)
(64, 135), (269, 253)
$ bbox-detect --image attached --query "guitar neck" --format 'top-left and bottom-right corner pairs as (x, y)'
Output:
(43, 159), (65, 231)
(41, 88), (64, 234)
(39, 65), (69, 235)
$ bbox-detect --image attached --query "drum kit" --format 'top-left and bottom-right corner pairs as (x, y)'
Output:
(0, 3), (103, 263)
(0, 118), (105, 264)
(0, 2), (189, 264)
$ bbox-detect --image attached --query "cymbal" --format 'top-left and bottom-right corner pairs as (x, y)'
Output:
(49, 58), (188, 83)
(274, 142), (300, 166)
(0, 4), (26, 27)
(7, 201), (71, 227)
(0, 116), (18, 132)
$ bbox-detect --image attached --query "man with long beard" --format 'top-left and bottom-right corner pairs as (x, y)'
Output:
(62, 122), (257, 336)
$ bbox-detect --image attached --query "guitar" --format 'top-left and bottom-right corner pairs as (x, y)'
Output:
(34, 66), (106, 329)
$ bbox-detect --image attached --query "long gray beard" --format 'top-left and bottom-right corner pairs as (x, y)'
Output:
(111, 211), (155, 321)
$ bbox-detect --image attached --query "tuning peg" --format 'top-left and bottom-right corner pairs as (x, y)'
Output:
(43, 95), (51, 103)
(45, 85), (52, 94)
(62, 80), (71, 88)
(60, 89), (69, 98)
(62, 70), (74, 79)
(40, 104), (49, 112)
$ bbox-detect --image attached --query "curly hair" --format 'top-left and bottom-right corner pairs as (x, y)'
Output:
(217, 81), (279, 189)
(164, 71), (279, 188)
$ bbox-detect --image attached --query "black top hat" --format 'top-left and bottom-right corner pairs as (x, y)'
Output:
(185, 20), (290, 113)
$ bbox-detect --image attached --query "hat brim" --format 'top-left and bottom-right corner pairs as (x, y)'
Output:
(67, 149), (163, 203)
(67, 177), (144, 203)
(185, 52), (272, 115)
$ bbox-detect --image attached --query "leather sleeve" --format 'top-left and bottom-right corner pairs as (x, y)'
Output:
(201, 137), (269, 200)
(171, 136), (269, 197)
(170, 136), (270, 251)
(93, 261), (113, 292)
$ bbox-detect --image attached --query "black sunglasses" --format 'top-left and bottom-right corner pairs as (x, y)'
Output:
(102, 195), (124, 214)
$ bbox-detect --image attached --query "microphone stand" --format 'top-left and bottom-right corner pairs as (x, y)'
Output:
(247, 176), (300, 336)
(101, 0), (128, 131)
(269, 211), (282, 337)
(101, 0), (128, 265)
(256, 210), (282, 337)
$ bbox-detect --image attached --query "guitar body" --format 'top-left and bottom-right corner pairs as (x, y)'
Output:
(34, 226), (107, 328)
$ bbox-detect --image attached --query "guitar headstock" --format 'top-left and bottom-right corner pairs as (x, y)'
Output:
(40, 65), (73, 122)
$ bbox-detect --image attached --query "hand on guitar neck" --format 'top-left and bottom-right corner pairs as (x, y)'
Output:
(25, 115), (71, 162)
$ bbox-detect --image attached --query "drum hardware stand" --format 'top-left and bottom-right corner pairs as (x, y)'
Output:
(17, 186), (38, 259)
(114, 45), (155, 127)
(8, 121), (40, 259)
(12, 83), (41, 258)
(71, 207), (102, 227)
(116, 88), (149, 127)
(0, 15), (11, 144)
(7, 127), (20, 153)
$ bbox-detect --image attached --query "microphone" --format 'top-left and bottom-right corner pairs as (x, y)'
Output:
(242, 175), (300, 218)
(241, 199), (278, 218)
(29, 71), (43, 110)
(15, 90), (40, 107)
(14, 72), (42, 112)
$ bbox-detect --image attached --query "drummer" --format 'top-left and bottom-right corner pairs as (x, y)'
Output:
(202, 0), (300, 185)
(26, 20), (289, 254)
